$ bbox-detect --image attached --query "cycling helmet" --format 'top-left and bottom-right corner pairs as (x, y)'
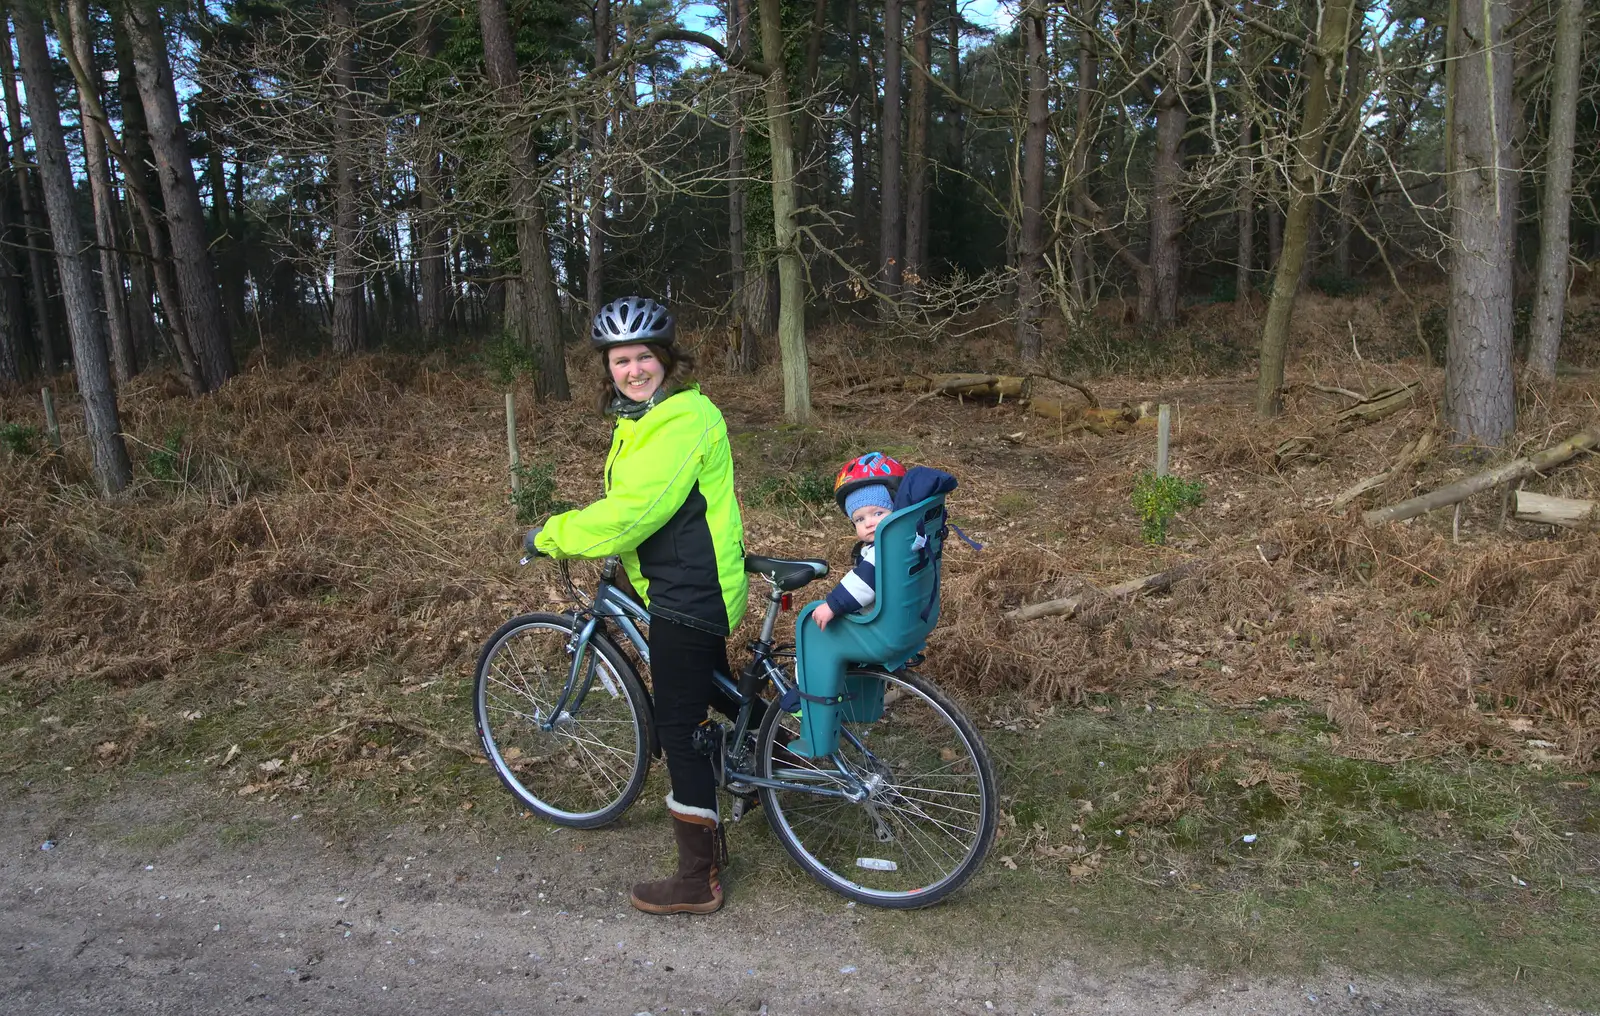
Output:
(833, 452), (906, 516)
(591, 296), (676, 351)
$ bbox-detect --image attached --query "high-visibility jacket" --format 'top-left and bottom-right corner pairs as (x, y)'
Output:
(535, 387), (747, 635)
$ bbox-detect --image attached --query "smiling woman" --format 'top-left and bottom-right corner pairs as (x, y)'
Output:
(529, 295), (749, 916)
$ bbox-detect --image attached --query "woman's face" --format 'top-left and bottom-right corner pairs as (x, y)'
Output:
(607, 344), (667, 403)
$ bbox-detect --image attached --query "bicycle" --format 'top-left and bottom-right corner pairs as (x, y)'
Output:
(472, 548), (998, 909)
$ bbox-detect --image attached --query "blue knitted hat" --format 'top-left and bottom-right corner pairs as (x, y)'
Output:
(843, 483), (894, 519)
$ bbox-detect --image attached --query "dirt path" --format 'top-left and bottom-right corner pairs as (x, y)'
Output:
(3, 785), (1577, 1016)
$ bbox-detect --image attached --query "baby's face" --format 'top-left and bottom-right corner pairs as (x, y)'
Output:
(851, 505), (891, 543)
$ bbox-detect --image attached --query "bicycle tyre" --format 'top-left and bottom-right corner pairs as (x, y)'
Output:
(756, 668), (998, 908)
(473, 612), (653, 828)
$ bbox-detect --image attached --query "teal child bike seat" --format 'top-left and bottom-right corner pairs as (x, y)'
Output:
(789, 495), (949, 757)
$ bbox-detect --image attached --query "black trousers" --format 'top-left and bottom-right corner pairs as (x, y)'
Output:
(647, 618), (738, 812)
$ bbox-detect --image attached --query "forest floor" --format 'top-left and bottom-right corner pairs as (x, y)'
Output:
(2, 292), (1599, 1012)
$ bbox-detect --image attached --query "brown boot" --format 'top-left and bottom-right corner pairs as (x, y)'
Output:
(630, 796), (726, 915)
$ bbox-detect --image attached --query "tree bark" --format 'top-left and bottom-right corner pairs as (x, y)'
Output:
(330, 0), (362, 354)
(0, 18), (55, 375)
(1145, 0), (1200, 326)
(586, 0), (610, 313)
(848, 0), (870, 251)
(946, 0), (964, 173)
(1526, 0), (1586, 381)
(1236, 120), (1254, 303)
(414, 13), (449, 335)
(1444, 0), (1516, 447)
(1254, 0), (1357, 416)
(123, 0), (235, 392)
(1014, 0), (1048, 361)
(478, 0), (571, 399)
(65, 0), (135, 385)
(726, 0), (756, 371)
(1068, 9), (1097, 309)
(113, 16), (197, 391)
(879, 0), (904, 312)
(0, 165), (19, 382)
(757, 0), (811, 422)
(13, 9), (130, 495)
(904, 0), (932, 286)
(794, 0), (828, 199)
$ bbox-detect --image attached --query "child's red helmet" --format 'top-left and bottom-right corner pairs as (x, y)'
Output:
(833, 453), (907, 515)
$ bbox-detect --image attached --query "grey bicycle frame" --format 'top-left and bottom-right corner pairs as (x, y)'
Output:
(545, 557), (870, 802)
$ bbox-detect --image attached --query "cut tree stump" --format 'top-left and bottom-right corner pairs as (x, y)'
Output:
(1363, 428), (1600, 527)
(1513, 491), (1597, 529)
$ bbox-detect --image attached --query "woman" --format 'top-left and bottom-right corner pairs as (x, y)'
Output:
(528, 296), (746, 915)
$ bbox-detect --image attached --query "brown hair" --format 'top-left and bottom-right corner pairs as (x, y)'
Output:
(594, 343), (698, 415)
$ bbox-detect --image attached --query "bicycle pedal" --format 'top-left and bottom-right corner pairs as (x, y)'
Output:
(730, 794), (760, 823)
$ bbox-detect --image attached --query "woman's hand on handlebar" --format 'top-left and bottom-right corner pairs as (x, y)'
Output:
(520, 527), (546, 564)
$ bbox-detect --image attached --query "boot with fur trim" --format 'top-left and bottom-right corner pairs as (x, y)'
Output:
(630, 796), (726, 915)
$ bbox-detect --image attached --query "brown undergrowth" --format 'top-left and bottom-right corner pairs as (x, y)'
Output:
(2, 297), (1599, 775)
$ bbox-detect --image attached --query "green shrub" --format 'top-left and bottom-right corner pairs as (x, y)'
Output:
(1131, 472), (1205, 545)
(509, 460), (574, 524)
(1, 422), (41, 457)
(146, 430), (186, 482)
(484, 332), (539, 387)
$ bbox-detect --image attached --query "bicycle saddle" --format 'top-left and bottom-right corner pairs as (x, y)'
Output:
(744, 554), (829, 591)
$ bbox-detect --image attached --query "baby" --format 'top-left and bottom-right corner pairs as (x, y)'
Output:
(811, 453), (906, 630)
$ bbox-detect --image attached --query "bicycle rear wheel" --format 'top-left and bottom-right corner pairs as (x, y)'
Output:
(473, 612), (652, 828)
(756, 668), (997, 908)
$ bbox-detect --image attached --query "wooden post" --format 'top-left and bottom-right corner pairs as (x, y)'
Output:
(40, 388), (62, 450)
(505, 392), (521, 492)
(1155, 403), (1171, 476)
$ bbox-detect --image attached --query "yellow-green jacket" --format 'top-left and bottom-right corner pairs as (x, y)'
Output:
(534, 387), (747, 635)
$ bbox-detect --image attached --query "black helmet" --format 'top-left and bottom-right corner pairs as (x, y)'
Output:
(591, 296), (675, 351)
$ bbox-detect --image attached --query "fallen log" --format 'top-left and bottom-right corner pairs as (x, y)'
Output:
(1026, 399), (1150, 434)
(1006, 542), (1283, 622)
(1333, 382), (1419, 432)
(1363, 428), (1600, 527)
(1514, 491), (1597, 529)
(1329, 430), (1438, 511)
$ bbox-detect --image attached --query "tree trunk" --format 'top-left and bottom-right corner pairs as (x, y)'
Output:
(122, 192), (160, 367)
(1236, 120), (1254, 303)
(113, 16), (198, 391)
(849, 0), (869, 252)
(1445, 0), (1516, 447)
(1267, 200), (1282, 270)
(13, 9), (130, 495)
(330, 0), (362, 355)
(123, 0), (235, 392)
(1145, 0), (1200, 327)
(879, 0), (904, 312)
(415, 13), (449, 336)
(478, 0), (570, 399)
(727, 0), (756, 371)
(0, 171), (19, 381)
(904, 0), (932, 286)
(1254, 0), (1357, 416)
(757, 0), (811, 422)
(586, 0), (610, 313)
(66, 0), (135, 385)
(1014, 0), (1047, 361)
(946, 0), (964, 173)
(794, 0), (827, 199)
(1526, 0), (1586, 381)
(1069, 16), (1097, 309)
(0, 18), (55, 375)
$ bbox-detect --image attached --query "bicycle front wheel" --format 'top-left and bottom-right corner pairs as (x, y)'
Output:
(473, 612), (652, 828)
(756, 668), (998, 908)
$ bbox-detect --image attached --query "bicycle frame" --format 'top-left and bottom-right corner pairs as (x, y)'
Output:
(546, 557), (876, 804)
